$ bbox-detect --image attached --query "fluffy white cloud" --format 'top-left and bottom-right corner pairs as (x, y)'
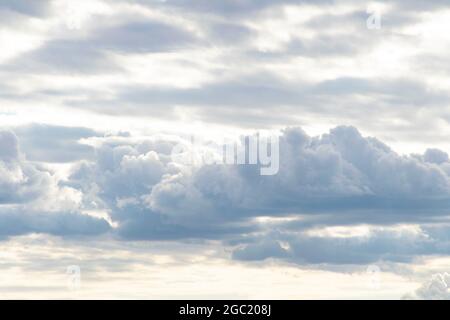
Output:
(0, 131), (51, 204)
(0, 130), (110, 238)
(404, 273), (450, 300)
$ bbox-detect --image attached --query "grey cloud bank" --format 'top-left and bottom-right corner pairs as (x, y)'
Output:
(3, 124), (450, 266)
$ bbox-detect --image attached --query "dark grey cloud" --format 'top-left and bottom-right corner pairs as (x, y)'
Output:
(115, 206), (255, 241)
(0, 209), (110, 238)
(232, 226), (450, 265)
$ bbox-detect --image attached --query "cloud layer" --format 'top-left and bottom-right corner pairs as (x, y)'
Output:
(404, 273), (450, 300)
(0, 130), (110, 238)
(2, 0), (450, 153)
(0, 124), (442, 265)
(1, 0), (450, 298)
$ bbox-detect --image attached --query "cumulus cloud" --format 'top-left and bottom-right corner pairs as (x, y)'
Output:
(0, 131), (49, 203)
(0, 130), (110, 238)
(62, 125), (450, 265)
(404, 273), (450, 300)
(3, 121), (450, 265)
(143, 126), (450, 222)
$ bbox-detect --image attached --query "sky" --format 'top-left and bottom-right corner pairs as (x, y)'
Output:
(1, 0), (450, 299)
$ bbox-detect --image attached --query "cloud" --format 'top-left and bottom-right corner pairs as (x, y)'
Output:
(232, 225), (450, 265)
(144, 0), (450, 17)
(9, 39), (118, 74)
(91, 20), (197, 54)
(2, 0), (450, 277)
(13, 124), (100, 163)
(66, 135), (257, 240)
(404, 273), (450, 300)
(2, 115), (450, 266)
(1, 0), (450, 152)
(232, 239), (289, 261)
(0, 209), (110, 238)
(143, 126), (450, 223)
(0, 130), (110, 238)
(0, 0), (51, 17)
(124, 0), (327, 17)
(63, 125), (450, 268)
(0, 131), (48, 204)
(7, 13), (197, 74)
(390, 0), (450, 12)
(0, 131), (20, 161)
(65, 75), (448, 131)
